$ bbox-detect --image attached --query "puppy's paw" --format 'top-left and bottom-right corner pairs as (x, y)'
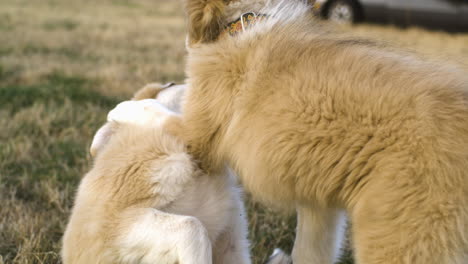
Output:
(107, 99), (176, 127)
(266, 248), (292, 264)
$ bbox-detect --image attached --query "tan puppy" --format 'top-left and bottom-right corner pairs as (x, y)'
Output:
(62, 83), (251, 264)
(159, 0), (468, 263)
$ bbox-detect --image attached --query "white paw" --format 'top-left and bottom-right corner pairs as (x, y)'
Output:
(107, 99), (175, 127)
(266, 248), (292, 264)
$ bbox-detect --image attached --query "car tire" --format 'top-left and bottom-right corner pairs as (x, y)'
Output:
(325, 0), (361, 24)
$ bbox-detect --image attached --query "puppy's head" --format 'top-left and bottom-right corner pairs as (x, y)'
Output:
(90, 83), (186, 158)
(185, 0), (312, 45)
(185, 0), (270, 45)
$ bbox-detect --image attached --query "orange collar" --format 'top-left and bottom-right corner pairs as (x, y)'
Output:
(222, 12), (267, 36)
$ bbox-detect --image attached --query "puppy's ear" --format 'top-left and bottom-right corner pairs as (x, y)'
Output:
(132, 83), (175, 100)
(90, 123), (115, 158)
(158, 152), (195, 181)
(185, 0), (229, 45)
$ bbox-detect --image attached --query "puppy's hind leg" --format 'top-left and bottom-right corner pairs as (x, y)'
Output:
(292, 205), (345, 264)
(117, 208), (212, 264)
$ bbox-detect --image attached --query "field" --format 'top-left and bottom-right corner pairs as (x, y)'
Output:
(1, 0), (467, 263)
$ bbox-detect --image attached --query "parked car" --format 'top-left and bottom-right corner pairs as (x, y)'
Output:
(313, 0), (468, 31)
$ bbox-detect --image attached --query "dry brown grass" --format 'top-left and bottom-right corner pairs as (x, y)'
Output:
(1, 0), (186, 97)
(1, 0), (467, 263)
(349, 24), (468, 70)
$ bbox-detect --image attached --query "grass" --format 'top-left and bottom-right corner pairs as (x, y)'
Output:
(0, 0), (467, 263)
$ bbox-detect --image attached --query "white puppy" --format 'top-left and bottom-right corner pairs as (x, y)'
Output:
(62, 83), (251, 264)
(90, 83), (186, 157)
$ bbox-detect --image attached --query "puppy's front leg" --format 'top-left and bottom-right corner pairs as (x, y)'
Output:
(118, 208), (212, 264)
(292, 205), (345, 264)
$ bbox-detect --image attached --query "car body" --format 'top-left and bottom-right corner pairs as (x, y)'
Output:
(313, 0), (468, 31)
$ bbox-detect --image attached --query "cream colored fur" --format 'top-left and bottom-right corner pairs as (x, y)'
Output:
(158, 0), (468, 263)
(90, 83), (186, 157)
(62, 83), (251, 264)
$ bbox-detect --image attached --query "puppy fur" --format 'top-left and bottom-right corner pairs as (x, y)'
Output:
(167, 0), (468, 263)
(62, 84), (251, 264)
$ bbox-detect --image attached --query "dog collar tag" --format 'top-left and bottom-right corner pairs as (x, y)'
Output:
(223, 12), (267, 36)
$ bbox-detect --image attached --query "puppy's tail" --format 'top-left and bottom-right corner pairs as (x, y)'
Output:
(184, 0), (229, 45)
(266, 248), (292, 264)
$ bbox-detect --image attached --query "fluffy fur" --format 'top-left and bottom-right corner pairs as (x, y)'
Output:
(62, 83), (251, 264)
(164, 0), (468, 263)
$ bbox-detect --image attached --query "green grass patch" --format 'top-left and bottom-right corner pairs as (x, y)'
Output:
(0, 72), (124, 263)
(0, 72), (121, 200)
(0, 72), (120, 113)
(21, 44), (96, 61)
(247, 199), (296, 263)
(42, 19), (79, 31)
(111, 0), (140, 8)
(0, 13), (14, 31)
(0, 46), (13, 57)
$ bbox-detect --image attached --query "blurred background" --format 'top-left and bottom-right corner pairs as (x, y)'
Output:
(0, 0), (467, 263)
(313, 0), (468, 31)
